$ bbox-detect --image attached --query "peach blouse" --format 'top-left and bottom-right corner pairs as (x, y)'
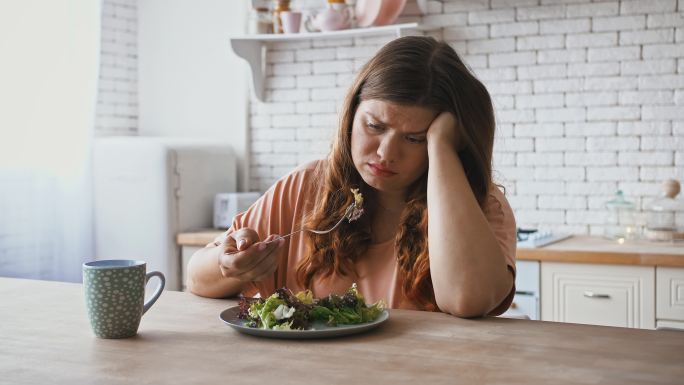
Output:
(212, 160), (517, 313)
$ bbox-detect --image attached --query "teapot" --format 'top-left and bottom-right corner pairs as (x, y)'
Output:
(304, 1), (351, 32)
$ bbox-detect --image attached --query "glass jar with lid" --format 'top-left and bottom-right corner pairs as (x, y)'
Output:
(249, 6), (274, 34)
(604, 190), (637, 241)
(644, 179), (684, 242)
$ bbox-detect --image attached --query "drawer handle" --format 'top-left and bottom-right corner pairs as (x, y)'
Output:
(584, 291), (610, 299)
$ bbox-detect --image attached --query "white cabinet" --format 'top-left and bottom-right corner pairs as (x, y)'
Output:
(541, 262), (655, 329)
(656, 267), (684, 323)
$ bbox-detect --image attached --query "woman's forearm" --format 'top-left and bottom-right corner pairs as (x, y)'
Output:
(427, 140), (513, 317)
(186, 246), (243, 298)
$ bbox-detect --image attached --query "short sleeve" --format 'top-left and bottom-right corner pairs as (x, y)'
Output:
(483, 184), (517, 316)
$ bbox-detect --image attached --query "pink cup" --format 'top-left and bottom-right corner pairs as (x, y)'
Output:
(281, 11), (302, 34)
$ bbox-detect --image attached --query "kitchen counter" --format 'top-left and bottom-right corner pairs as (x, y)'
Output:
(2, 277), (683, 385)
(517, 235), (684, 267)
(177, 229), (223, 246)
(178, 231), (684, 266)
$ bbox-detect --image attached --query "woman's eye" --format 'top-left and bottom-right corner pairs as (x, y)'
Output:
(366, 122), (382, 131)
(406, 135), (426, 144)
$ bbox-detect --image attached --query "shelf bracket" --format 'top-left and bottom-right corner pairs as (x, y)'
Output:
(416, 0), (428, 15)
(230, 39), (266, 101)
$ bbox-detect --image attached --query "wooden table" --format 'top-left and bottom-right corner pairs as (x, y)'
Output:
(2, 278), (684, 384)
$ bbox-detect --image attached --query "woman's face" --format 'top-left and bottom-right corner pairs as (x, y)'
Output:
(351, 99), (438, 196)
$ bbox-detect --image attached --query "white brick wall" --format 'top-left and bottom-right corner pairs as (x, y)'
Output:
(95, 0), (138, 136)
(247, 0), (684, 236)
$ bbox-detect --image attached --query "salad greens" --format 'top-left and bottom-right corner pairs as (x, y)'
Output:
(349, 188), (364, 221)
(237, 284), (385, 330)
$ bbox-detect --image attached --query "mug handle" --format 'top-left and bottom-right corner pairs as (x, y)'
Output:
(143, 271), (165, 314)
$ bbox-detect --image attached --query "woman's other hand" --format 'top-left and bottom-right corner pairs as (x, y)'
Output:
(219, 228), (284, 282)
(426, 111), (460, 151)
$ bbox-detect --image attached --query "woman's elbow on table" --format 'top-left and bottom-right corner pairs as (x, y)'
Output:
(436, 296), (493, 319)
(185, 267), (218, 298)
(186, 247), (239, 299)
(186, 272), (241, 299)
(186, 273), (211, 298)
(435, 282), (512, 318)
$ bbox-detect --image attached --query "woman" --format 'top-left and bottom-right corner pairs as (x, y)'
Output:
(187, 36), (516, 318)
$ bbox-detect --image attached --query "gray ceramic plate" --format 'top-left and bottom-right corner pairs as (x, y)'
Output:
(219, 306), (390, 339)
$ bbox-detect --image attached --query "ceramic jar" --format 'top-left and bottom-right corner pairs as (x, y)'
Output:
(305, 0), (351, 32)
(645, 179), (684, 242)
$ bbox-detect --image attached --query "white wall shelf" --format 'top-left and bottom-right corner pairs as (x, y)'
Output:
(230, 22), (426, 102)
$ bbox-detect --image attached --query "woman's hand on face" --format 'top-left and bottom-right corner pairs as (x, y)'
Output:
(218, 228), (284, 282)
(426, 111), (460, 150)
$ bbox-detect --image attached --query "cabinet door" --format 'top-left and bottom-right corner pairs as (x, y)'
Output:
(656, 320), (684, 331)
(541, 262), (655, 329)
(656, 267), (684, 322)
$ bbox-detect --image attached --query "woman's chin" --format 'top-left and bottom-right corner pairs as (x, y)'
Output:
(360, 173), (397, 193)
(360, 173), (380, 190)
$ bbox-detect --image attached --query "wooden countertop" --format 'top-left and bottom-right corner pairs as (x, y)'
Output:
(178, 230), (684, 267)
(177, 230), (223, 246)
(3, 277), (683, 385)
(517, 236), (684, 267)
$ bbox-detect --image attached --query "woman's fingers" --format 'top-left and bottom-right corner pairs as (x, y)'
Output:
(226, 228), (261, 252)
(230, 235), (280, 272)
(219, 233), (284, 280)
(233, 239), (283, 281)
(426, 111), (460, 149)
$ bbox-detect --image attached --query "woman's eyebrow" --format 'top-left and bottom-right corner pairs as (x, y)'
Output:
(363, 111), (386, 125)
(363, 110), (428, 134)
(406, 128), (429, 135)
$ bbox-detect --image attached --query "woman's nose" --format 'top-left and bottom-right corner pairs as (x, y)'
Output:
(376, 134), (399, 163)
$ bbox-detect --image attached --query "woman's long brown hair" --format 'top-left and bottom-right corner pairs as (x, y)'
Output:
(295, 36), (496, 310)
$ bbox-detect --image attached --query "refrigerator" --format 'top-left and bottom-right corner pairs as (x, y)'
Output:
(93, 137), (236, 290)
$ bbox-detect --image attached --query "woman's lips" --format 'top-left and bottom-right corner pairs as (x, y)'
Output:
(368, 163), (397, 177)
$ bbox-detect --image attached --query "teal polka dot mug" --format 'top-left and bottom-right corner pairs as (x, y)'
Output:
(83, 260), (165, 339)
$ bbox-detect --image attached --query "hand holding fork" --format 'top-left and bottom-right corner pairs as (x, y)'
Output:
(217, 199), (364, 282)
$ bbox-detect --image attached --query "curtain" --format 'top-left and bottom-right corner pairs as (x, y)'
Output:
(0, 1), (101, 282)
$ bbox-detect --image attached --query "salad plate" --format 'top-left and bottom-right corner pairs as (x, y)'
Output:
(219, 306), (390, 339)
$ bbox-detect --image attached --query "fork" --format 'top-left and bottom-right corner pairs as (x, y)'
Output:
(225, 204), (356, 254)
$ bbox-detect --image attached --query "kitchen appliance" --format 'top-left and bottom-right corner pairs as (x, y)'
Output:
(213, 192), (262, 229)
(511, 230), (561, 320)
(510, 260), (540, 320)
(517, 228), (571, 248)
(93, 137), (236, 291)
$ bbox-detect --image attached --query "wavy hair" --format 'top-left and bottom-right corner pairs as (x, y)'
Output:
(295, 36), (496, 310)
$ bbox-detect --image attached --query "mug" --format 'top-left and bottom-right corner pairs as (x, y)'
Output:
(83, 260), (165, 339)
(280, 11), (302, 34)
